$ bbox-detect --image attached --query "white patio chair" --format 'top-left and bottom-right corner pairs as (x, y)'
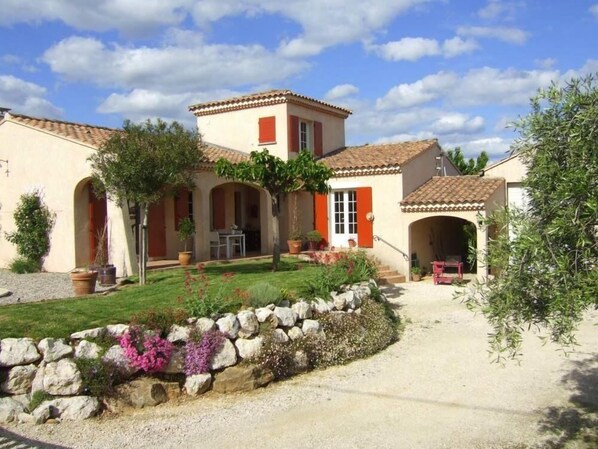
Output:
(209, 231), (227, 259)
(229, 232), (244, 257)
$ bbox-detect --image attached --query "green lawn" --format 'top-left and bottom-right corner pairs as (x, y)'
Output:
(0, 258), (322, 340)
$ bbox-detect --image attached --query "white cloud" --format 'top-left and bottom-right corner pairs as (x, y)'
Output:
(590, 4), (598, 19)
(429, 113), (485, 135)
(325, 84), (359, 101)
(477, 0), (522, 21)
(370, 37), (440, 61)
(42, 36), (308, 93)
(376, 72), (458, 109)
(534, 57), (557, 69)
(457, 26), (528, 45)
(374, 131), (435, 144)
(0, 75), (62, 117)
(0, 0), (190, 37)
(441, 37), (480, 58)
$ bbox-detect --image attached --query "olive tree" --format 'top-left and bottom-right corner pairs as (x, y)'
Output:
(463, 75), (598, 359)
(215, 149), (333, 270)
(89, 119), (203, 284)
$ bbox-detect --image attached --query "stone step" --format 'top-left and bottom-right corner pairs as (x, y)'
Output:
(378, 269), (398, 277)
(379, 274), (407, 284)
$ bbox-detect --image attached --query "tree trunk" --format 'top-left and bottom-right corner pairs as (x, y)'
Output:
(139, 203), (148, 285)
(271, 195), (280, 271)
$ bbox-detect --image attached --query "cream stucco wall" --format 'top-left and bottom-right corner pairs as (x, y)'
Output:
(484, 153), (526, 183)
(401, 143), (457, 197)
(0, 119), (136, 276)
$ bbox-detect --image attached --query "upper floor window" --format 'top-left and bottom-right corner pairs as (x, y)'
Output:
(299, 120), (311, 152)
(289, 115), (323, 156)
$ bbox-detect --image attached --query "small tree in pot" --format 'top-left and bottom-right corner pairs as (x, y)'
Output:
(306, 230), (322, 251)
(177, 217), (195, 266)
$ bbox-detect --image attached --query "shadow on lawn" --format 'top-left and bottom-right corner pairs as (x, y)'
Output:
(536, 353), (598, 448)
(0, 428), (71, 449)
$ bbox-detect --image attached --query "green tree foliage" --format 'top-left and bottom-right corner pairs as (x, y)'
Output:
(215, 150), (333, 270)
(463, 75), (598, 359)
(89, 119), (203, 284)
(447, 147), (489, 175)
(5, 190), (55, 272)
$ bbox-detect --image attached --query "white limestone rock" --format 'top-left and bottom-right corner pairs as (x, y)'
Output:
(216, 314), (240, 339)
(255, 307), (279, 327)
(272, 329), (289, 344)
(291, 301), (312, 319)
(102, 345), (137, 378)
(1, 364), (37, 394)
(293, 350), (309, 372)
(273, 307), (298, 327)
(302, 319), (322, 336)
(75, 340), (101, 359)
(313, 298), (333, 314)
(41, 359), (83, 396)
(45, 396), (100, 420)
(332, 294), (347, 311)
(31, 404), (51, 424)
(287, 326), (304, 341)
(237, 310), (259, 338)
(195, 317), (216, 334)
(210, 338), (238, 370)
(106, 324), (129, 338)
(0, 397), (26, 423)
(167, 324), (190, 343)
(37, 338), (73, 363)
(70, 327), (106, 340)
(0, 338), (41, 367)
(234, 336), (264, 360)
(184, 373), (212, 396)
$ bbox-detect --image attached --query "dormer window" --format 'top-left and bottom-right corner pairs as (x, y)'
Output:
(289, 115), (323, 156)
(299, 120), (311, 151)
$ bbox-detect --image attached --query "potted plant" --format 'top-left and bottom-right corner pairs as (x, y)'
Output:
(411, 266), (422, 282)
(70, 266), (98, 296)
(287, 228), (303, 254)
(306, 230), (322, 251)
(177, 217), (195, 266)
(94, 225), (117, 286)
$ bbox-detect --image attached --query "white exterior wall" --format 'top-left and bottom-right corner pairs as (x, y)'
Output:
(0, 120), (136, 275)
(195, 104), (290, 160)
(484, 154), (528, 210)
(401, 144), (458, 197)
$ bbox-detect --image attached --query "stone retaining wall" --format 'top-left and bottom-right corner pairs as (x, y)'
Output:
(0, 281), (381, 424)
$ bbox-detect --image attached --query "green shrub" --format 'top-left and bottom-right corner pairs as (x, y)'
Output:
(5, 190), (55, 270)
(180, 266), (240, 318)
(29, 391), (54, 411)
(246, 282), (283, 308)
(8, 256), (41, 274)
(131, 308), (187, 337)
(75, 357), (118, 397)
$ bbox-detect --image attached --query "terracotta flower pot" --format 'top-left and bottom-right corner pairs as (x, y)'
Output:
(178, 251), (193, 266)
(287, 240), (302, 254)
(307, 241), (319, 251)
(70, 270), (98, 296)
(348, 239), (357, 248)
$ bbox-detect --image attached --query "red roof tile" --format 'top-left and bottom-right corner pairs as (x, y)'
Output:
(201, 144), (249, 164)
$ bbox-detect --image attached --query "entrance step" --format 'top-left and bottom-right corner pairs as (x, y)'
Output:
(375, 264), (406, 284)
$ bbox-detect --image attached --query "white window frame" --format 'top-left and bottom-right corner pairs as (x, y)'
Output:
(329, 190), (358, 247)
(299, 119), (312, 152)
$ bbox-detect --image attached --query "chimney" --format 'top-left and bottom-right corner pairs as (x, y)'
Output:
(0, 107), (11, 120)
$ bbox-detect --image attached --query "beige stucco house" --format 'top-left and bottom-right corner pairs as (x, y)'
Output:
(0, 89), (512, 281)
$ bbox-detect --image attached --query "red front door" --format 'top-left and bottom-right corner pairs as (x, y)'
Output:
(88, 185), (107, 264)
(148, 200), (166, 258)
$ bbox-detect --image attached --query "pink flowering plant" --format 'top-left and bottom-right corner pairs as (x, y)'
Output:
(120, 325), (174, 373)
(184, 329), (226, 376)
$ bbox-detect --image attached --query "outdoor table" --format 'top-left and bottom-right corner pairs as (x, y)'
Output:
(219, 233), (246, 259)
(432, 260), (463, 285)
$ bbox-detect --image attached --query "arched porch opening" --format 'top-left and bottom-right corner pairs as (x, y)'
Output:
(209, 182), (266, 256)
(408, 215), (477, 276)
(74, 178), (107, 267)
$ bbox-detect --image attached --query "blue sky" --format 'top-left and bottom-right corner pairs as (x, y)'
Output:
(0, 0), (596, 160)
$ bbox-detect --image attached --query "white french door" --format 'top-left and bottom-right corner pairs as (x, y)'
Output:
(329, 190), (357, 247)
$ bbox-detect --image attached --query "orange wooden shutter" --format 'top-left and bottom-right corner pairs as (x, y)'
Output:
(313, 193), (329, 246)
(356, 187), (373, 248)
(288, 115), (299, 153)
(174, 187), (189, 230)
(212, 188), (226, 230)
(314, 121), (323, 156)
(258, 116), (276, 144)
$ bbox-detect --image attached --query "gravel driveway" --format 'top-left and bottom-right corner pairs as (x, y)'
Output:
(3, 281), (597, 449)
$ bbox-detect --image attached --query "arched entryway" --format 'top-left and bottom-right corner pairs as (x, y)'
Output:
(409, 216), (477, 275)
(74, 179), (107, 267)
(209, 182), (265, 254)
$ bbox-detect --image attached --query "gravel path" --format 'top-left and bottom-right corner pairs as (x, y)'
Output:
(0, 269), (115, 305)
(3, 281), (597, 448)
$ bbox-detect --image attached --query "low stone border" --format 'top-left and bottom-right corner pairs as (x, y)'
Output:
(0, 280), (384, 424)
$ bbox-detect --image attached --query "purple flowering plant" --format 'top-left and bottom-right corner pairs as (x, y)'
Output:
(120, 325), (174, 373)
(184, 329), (226, 376)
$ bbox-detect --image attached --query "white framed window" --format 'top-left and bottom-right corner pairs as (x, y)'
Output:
(299, 120), (312, 152)
(330, 190), (358, 247)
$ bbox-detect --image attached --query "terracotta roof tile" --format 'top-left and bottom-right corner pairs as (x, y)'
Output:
(320, 139), (438, 173)
(201, 143), (249, 165)
(401, 176), (504, 207)
(7, 113), (117, 148)
(189, 89), (352, 117)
